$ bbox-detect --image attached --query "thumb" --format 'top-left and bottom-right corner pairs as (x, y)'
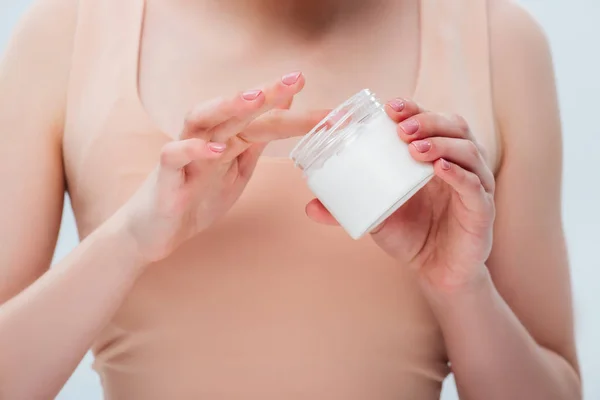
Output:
(305, 199), (339, 226)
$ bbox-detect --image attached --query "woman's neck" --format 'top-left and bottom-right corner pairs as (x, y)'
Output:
(209, 0), (392, 41)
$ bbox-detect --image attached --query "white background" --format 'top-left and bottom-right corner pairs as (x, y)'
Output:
(2, 1), (599, 399)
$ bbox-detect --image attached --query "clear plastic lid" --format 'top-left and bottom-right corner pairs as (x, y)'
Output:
(289, 89), (383, 173)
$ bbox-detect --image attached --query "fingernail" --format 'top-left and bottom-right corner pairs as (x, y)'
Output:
(281, 71), (302, 86)
(412, 140), (431, 153)
(242, 90), (262, 101)
(208, 142), (227, 153)
(441, 159), (451, 170)
(388, 99), (405, 112)
(399, 119), (419, 135)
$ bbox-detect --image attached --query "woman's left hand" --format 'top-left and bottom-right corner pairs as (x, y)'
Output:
(307, 98), (496, 293)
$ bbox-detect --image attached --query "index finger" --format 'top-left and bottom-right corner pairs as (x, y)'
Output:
(208, 72), (307, 143)
(181, 71), (306, 141)
(239, 108), (332, 143)
(384, 97), (427, 123)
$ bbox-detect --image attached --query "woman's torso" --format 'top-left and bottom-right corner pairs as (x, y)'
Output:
(63, 0), (498, 398)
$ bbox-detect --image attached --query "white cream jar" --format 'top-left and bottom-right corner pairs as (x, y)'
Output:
(290, 89), (434, 239)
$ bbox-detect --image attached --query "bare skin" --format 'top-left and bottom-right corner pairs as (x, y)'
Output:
(0, 0), (580, 399)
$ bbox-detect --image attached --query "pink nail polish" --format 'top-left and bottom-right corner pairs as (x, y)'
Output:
(400, 119), (419, 135)
(412, 140), (431, 153)
(388, 99), (405, 112)
(208, 142), (227, 153)
(441, 159), (451, 170)
(242, 90), (262, 101)
(281, 71), (302, 86)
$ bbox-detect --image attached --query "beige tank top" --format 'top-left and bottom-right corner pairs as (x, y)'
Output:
(63, 0), (498, 398)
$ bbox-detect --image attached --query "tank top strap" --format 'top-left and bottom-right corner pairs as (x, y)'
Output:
(64, 0), (152, 204)
(66, 0), (500, 170)
(417, 0), (500, 170)
(67, 0), (144, 107)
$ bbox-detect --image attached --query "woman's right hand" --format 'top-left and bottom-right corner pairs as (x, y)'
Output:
(119, 72), (326, 263)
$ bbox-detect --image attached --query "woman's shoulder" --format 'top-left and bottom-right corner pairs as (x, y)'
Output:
(2, 0), (80, 140)
(487, 0), (553, 94)
(4, 0), (80, 91)
(8, 0), (80, 51)
(488, 0), (550, 53)
(487, 0), (558, 166)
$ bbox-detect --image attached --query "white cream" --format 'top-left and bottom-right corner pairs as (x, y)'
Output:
(290, 89), (434, 239)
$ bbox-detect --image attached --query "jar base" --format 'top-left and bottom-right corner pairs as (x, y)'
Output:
(351, 172), (435, 240)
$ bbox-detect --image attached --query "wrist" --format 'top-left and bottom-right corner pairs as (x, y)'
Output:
(419, 264), (495, 312)
(98, 213), (150, 275)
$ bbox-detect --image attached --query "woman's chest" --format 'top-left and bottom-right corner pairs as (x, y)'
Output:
(136, 11), (422, 154)
(62, 5), (498, 233)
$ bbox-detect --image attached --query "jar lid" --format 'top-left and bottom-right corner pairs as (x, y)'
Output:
(290, 89), (382, 172)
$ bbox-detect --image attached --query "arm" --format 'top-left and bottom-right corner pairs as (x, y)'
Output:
(0, 6), (321, 395)
(0, 1), (145, 398)
(429, 1), (580, 399)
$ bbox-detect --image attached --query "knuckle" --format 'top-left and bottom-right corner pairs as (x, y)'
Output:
(466, 140), (480, 158)
(453, 114), (470, 134)
(404, 98), (419, 112)
(478, 144), (489, 162)
(276, 96), (293, 110)
(454, 167), (467, 184)
(185, 97), (226, 127)
(487, 175), (497, 194)
(184, 108), (200, 128)
(470, 174), (483, 191)
(236, 132), (252, 145)
(425, 137), (440, 155)
(488, 195), (497, 214)
(159, 144), (175, 166)
(480, 192), (496, 218)
(415, 101), (427, 113)
(489, 181), (497, 195)
(415, 113), (433, 132)
(409, 99), (428, 114)
(460, 171), (481, 191)
(265, 108), (285, 125)
(183, 139), (201, 157)
(422, 110), (437, 119)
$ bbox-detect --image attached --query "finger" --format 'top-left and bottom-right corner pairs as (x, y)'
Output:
(434, 158), (492, 213)
(208, 71), (306, 143)
(181, 90), (266, 140)
(277, 95), (294, 110)
(397, 112), (472, 142)
(384, 97), (426, 123)
(236, 143), (267, 181)
(409, 137), (495, 193)
(240, 108), (332, 143)
(305, 199), (340, 226)
(157, 139), (225, 195)
(159, 139), (226, 170)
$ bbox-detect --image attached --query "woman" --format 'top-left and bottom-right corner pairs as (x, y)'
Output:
(0, 0), (581, 398)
